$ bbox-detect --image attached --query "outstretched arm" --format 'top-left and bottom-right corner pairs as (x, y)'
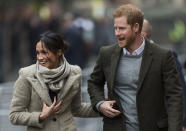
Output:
(71, 79), (99, 117)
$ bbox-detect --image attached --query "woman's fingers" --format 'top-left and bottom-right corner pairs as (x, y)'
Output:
(55, 110), (61, 115)
(51, 96), (57, 107)
(56, 100), (63, 107)
(53, 100), (63, 113)
(41, 98), (63, 117)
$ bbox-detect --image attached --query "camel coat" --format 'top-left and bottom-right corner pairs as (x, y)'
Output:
(9, 64), (98, 131)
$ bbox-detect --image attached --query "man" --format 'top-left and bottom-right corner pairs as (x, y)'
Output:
(141, 19), (154, 43)
(88, 4), (183, 131)
(142, 18), (186, 131)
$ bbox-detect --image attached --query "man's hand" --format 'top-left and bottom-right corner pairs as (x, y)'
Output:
(39, 96), (62, 121)
(99, 100), (121, 118)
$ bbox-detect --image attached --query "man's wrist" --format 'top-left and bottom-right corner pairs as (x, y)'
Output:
(96, 101), (105, 112)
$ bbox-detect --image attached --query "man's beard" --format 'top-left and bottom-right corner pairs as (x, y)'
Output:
(122, 34), (136, 49)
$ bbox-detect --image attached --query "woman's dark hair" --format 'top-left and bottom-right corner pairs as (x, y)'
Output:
(39, 31), (68, 54)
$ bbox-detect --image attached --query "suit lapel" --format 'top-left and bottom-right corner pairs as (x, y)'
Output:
(110, 45), (122, 92)
(137, 41), (153, 93)
(26, 77), (52, 106)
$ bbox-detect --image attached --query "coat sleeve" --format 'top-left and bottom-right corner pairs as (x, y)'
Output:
(162, 51), (183, 131)
(71, 67), (99, 117)
(87, 47), (106, 111)
(9, 72), (44, 128)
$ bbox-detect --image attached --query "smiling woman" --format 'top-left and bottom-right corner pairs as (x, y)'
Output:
(36, 32), (66, 69)
(9, 31), (99, 131)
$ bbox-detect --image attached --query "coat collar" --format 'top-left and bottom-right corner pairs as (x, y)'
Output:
(137, 40), (153, 93)
(26, 72), (81, 106)
(110, 44), (122, 92)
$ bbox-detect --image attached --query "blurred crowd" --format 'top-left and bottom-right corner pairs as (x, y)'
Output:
(0, 0), (186, 83)
(0, 2), (117, 83)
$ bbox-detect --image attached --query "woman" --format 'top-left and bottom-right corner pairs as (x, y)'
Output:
(9, 31), (99, 131)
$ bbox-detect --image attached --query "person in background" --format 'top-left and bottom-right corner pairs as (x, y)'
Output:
(142, 18), (186, 131)
(9, 31), (98, 131)
(62, 13), (87, 68)
(88, 4), (183, 131)
(0, 21), (4, 83)
(141, 19), (154, 43)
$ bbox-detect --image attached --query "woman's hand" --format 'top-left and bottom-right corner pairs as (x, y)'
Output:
(39, 96), (62, 121)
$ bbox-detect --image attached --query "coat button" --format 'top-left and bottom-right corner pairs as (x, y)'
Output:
(53, 117), (57, 121)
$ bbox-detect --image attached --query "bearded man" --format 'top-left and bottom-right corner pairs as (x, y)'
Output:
(88, 4), (183, 131)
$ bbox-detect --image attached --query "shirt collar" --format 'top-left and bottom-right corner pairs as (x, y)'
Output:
(123, 37), (145, 56)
